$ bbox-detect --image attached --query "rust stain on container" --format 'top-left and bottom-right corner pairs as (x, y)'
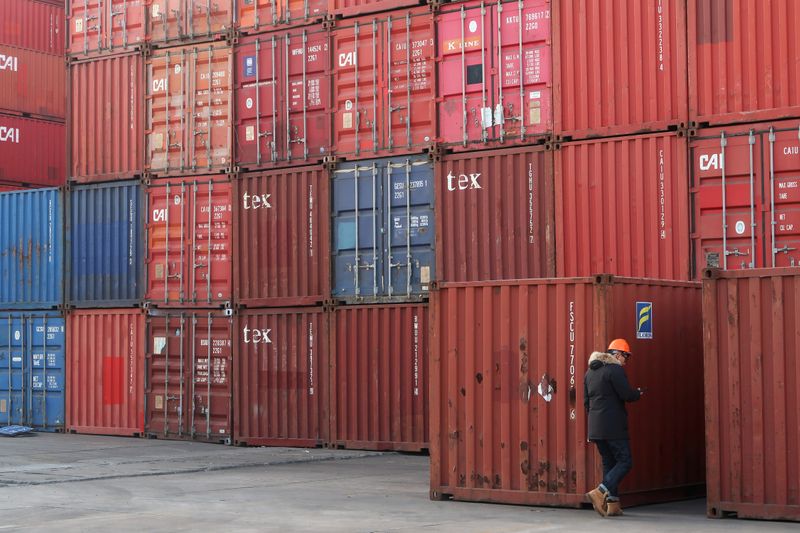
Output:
(430, 277), (705, 506)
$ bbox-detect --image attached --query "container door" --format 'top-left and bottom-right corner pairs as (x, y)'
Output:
(766, 126), (800, 267)
(190, 179), (233, 305)
(236, 35), (280, 168)
(0, 316), (25, 427)
(188, 313), (233, 442)
(70, 0), (104, 56)
(147, 0), (182, 44)
(186, 0), (233, 39)
(189, 45), (233, 173)
(147, 48), (191, 174)
(28, 316), (65, 431)
(148, 181), (190, 304)
(108, 0), (146, 52)
(148, 0), (232, 44)
(147, 313), (187, 437)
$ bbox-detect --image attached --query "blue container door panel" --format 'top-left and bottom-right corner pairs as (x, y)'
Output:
(0, 316), (25, 427)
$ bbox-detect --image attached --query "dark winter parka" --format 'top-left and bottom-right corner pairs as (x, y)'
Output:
(583, 351), (641, 441)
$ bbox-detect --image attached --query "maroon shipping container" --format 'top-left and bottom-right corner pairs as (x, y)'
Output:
(330, 304), (428, 451)
(436, 145), (554, 283)
(237, 0), (327, 33)
(146, 42), (234, 177)
(234, 307), (329, 447)
(0, 0), (64, 55)
(329, 0), (423, 19)
(234, 27), (331, 170)
(331, 7), (436, 159)
(554, 0), (687, 141)
(68, 52), (145, 183)
(436, 0), (552, 150)
(147, 0), (234, 48)
(0, 46), (65, 120)
(690, 121), (800, 278)
(0, 114), (64, 188)
(703, 268), (800, 522)
(67, 0), (147, 58)
(555, 132), (691, 281)
(430, 276), (705, 507)
(146, 175), (233, 308)
(689, 0), (800, 127)
(146, 310), (233, 443)
(66, 309), (146, 437)
(235, 166), (330, 307)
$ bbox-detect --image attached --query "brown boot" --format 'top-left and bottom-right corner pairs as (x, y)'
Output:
(586, 488), (608, 517)
(606, 500), (623, 516)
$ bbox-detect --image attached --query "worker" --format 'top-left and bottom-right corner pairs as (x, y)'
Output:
(583, 338), (643, 517)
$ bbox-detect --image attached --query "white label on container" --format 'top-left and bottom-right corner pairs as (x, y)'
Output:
(12, 357), (22, 363)
(174, 64), (181, 75)
(468, 20), (478, 33)
(344, 100), (353, 111)
(14, 330), (20, 341)
(481, 107), (493, 128)
(530, 91), (541, 99)
(245, 97), (253, 110)
(735, 220), (746, 235)
(152, 132), (164, 150)
(246, 126), (255, 142)
(420, 266), (430, 284)
(152, 4), (160, 18)
(75, 18), (83, 33)
(174, 195), (181, 205)
(343, 112), (353, 129)
(154, 336), (166, 354)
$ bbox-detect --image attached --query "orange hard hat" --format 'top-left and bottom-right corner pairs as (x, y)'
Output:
(608, 338), (631, 354)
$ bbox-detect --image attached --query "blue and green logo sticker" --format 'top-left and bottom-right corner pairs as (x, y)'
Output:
(636, 302), (653, 340)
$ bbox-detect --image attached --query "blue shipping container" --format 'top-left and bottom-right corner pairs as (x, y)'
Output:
(0, 312), (65, 431)
(332, 156), (435, 302)
(67, 180), (145, 307)
(0, 188), (63, 309)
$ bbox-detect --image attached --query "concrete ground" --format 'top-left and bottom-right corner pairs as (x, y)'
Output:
(0, 434), (794, 533)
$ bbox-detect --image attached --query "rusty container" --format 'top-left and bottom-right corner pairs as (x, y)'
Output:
(330, 303), (428, 451)
(436, 145), (554, 283)
(0, 114), (65, 188)
(146, 42), (233, 177)
(145, 309), (233, 443)
(555, 132), (691, 281)
(703, 268), (800, 522)
(66, 309), (146, 436)
(0, 0), (64, 56)
(69, 52), (145, 183)
(553, 0), (688, 141)
(0, 45), (65, 120)
(67, 0), (147, 58)
(147, 0), (234, 48)
(689, 0), (800, 127)
(237, 0), (327, 33)
(235, 166), (330, 308)
(234, 307), (329, 447)
(430, 276), (705, 507)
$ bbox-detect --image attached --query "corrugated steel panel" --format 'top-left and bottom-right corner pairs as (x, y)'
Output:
(331, 7), (436, 158)
(234, 307), (329, 447)
(436, 145), (554, 283)
(146, 43), (234, 177)
(0, 114), (65, 188)
(555, 132), (691, 280)
(66, 309), (146, 436)
(235, 27), (331, 170)
(0, 45), (65, 120)
(430, 277), (705, 506)
(145, 309), (233, 443)
(689, 0), (800, 127)
(235, 166), (330, 308)
(0, 188), (63, 309)
(67, 180), (145, 307)
(330, 303), (428, 451)
(67, 0), (147, 58)
(329, 0), (422, 19)
(689, 120), (800, 278)
(554, 0), (688, 141)
(68, 53), (144, 183)
(0, 0), (64, 55)
(237, 0), (327, 33)
(146, 175), (233, 308)
(0, 311), (65, 432)
(703, 268), (800, 521)
(332, 156), (434, 303)
(147, 0), (234, 48)
(437, 0), (552, 150)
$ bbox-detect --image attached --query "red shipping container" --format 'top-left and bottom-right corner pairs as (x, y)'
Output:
(68, 52), (145, 183)
(555, 132), (691, 281)
(146, 309), (233, 443)
(554, 0), (687, 141)
(66, 309), (146, 437)
(330, 304), (428, 451)
(234, 307), (329, 447)
(235, 27), (331, 170)
(436, 145), (554, 283)
(146, 175), (233, 308)
(690, 121), (800, 277)
(0, 114), (64, 187)
(147, 0), (234, 48)
(235, 166), (330, 307)
(331, 7), (436, 159)
(237, 0), (327, 33)
(67, 0), (147, 58)
(146, 42), (234, 177)
(430, 276), (705, 507)
(703, 268), (800, 522)
(689, 0), (800, 127)
(437, 0), (552, 150)
(0, 46), (65, 120)
(0, 0), (64, 55)
(329, 0), (422, 19)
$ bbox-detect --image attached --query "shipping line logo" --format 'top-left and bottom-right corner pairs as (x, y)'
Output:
(0, 55), (18, 72)
(446, 171), (481, 191)
(636, 302), (653, 340)
(0, 126), (19, 143)
(242, 325), (272, 344)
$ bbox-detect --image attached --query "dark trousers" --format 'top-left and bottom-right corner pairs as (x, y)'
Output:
(594, 439), (633, 499)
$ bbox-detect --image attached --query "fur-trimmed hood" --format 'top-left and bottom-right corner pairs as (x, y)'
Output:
(588, 351), (621, 369)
